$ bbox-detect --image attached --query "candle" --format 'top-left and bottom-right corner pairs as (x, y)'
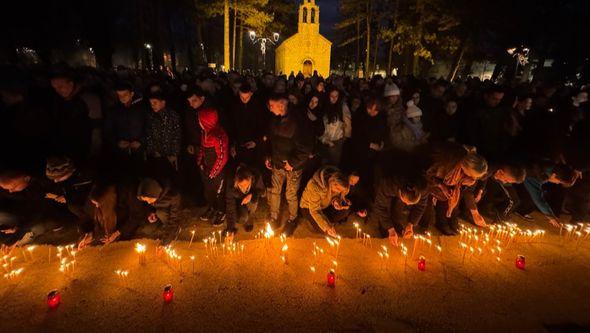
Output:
(189, 230), (196, 248)
(190, 256), (195, 274)
(281, 244), (289, 264)
(418, 256), (426, 271)
(327, 269), (336, 288)
(515, 255), (525, 270)
(135, 243), (147, 264)
(47, 290), (61, 309)
(163, 285), (174, 303)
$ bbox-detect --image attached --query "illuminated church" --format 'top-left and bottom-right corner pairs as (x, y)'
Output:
(275, 0), (332, 78)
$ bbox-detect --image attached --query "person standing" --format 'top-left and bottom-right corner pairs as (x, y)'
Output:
(145, 92), (182, 179)
(265, 93), (312, 229)
(197, 108), (229, 225)
(227, 83), (265, 168)
(318, 88), (351, 166)
(49, 70), (93, 165)
(104, 81), (146, 178)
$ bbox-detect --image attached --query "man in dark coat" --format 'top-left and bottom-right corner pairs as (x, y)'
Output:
(227, 83), (265, 168)
(104, 81), (146, 177)
(265, 93), (312, 229)
(368, 162), (429, 246)
(49, 71), (93, 165)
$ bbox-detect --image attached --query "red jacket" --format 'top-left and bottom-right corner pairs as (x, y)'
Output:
(197, 108), (229, 178)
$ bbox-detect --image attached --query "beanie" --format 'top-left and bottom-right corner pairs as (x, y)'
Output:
(405, 100), (423, 118)
(383, 83), (400, 97)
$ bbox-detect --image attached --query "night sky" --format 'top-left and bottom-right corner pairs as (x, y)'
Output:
(318, 0), (339, 41)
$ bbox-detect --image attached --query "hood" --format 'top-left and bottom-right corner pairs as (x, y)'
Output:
(137, 178), (163, 200)
(198, 108), (219, 132)
(312, 166), (340, 190)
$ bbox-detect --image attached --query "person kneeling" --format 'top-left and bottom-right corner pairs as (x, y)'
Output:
(284, 167), (350, 237)
(136, 178), (180, 241)
(224, 164), (264, 239)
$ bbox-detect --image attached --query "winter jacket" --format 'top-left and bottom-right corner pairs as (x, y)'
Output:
(266, 107), (312, 170)
(227, 95), (265, 146)
(50, 93), (93, 163)
(137, 179), (181, 225)
(390, 118), (428, 151)
(385, 100), (405, 148)
(369, 177), (428, 231)
(104, 98), (146, 147)
(145, 108), (182, 157)
(465, 103), (512, 162)
(352, 110), (387, 155)
(225, 166), (265, 227)
(197, 108), (229, 178)
(89, 184), (118, 235)
(184, 101), (214, 148)
(523, 167), (556, 219)
(319, 103), (352, 144)
(300, 166), (348, 232)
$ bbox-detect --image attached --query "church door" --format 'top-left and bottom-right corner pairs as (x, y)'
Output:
(303, 60), (313, 77)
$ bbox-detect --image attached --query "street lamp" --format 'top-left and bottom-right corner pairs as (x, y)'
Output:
(144, 43), (154, 70)
(249, 31), (280, 69)
(507, 45), (530, 77)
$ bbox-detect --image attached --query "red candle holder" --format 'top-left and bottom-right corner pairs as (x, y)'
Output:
(47, 290), (61, 309)
(515, 255), (525, 270)
(418, 256), (426, 271)
(327, 269), (336, 288)
(163, 285), (174, 303)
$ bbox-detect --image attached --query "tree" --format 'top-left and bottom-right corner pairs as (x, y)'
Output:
(380, 0), (460, 76)
(335, 0), (372, 75)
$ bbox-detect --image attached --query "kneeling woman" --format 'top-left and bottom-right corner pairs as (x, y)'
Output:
(423, 143), (488, 235)
(284, 166), (350, 237)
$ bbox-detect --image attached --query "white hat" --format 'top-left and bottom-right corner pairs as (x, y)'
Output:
(383, 83), (400, 97)
(405, 100), (423, 118)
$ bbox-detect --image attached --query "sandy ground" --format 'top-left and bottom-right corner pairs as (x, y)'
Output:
(1, 208), (590, 333)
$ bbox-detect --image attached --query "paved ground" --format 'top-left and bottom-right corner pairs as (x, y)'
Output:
(1, 203), (589, 333)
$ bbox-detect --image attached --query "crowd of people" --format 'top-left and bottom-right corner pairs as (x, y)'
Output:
(0, 64), (589, 250)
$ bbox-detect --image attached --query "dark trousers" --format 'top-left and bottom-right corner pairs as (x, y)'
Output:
(179, 153), (204, 206)
(200, 169), (225, 212)
(226, 199), (258, 231)
(479, 184), (521, 222)
(296, 207), (351, 235)
(568, 177), (590, 223)
(418, 196), (458, 229)
(515, 183), (537, 216)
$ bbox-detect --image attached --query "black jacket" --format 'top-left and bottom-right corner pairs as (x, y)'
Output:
(352, 111), (387, 157)
(50, 94), (92, 163)
(265, 108), (312, 170)
(225, 167), (265, 226)
(104, 98), (146, 147)
(228, 95), (265, 146)
(369, 177), (428, 231)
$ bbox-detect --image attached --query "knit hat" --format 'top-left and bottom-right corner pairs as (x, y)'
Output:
(137, 178), (163, 200)
(383, 83), (400, 97)
(405, 100), (423, 118)
(45, 157), (76, 181)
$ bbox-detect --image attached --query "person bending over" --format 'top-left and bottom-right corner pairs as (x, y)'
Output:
(285, 166), (350, 237)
